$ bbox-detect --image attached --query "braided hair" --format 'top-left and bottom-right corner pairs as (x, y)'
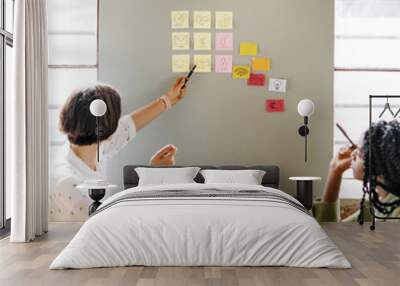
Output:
(361, 120), (400, 215)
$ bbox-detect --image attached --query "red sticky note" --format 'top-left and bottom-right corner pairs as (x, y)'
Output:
(266, 99), (285, 112)
(247, 73), (266, 86)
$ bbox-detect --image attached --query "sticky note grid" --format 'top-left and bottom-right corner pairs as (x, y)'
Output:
(170, 10), (233, 73)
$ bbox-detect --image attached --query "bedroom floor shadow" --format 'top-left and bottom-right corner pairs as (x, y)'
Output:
(0, 222), (399, 286)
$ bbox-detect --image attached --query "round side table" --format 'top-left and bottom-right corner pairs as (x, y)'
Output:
(289, 177), (321, 210)
(77, 182), (117, 215)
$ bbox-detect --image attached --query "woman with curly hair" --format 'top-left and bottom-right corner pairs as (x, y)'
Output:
(50, 77), (187, 221)
(314, 120), (400, 222)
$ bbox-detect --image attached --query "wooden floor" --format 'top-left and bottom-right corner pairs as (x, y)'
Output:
(0, 222), (399, 286)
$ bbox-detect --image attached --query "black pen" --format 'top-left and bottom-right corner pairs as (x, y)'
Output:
(182, 65), (197, 89)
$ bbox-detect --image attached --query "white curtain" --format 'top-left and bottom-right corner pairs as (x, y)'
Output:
(10, 0), (48, 242)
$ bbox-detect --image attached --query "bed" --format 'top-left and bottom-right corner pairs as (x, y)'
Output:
(50, 165), (350, 269)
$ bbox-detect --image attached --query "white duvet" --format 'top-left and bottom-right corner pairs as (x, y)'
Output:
(50, 183), (351, 269)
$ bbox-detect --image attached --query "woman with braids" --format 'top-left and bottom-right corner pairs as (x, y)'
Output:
(313, 120), (400, 222)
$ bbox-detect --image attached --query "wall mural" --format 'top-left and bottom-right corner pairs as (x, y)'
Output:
(50, 9), (289, 222)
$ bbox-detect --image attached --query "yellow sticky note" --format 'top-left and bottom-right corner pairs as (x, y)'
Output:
(232, 66), (250, 79)
(193, 55), (212, 73)
(172, 55), (190, 73)
(194, 32), (211, 50)
(193, 11), (211, 29)
(215, 11), (233, 29)
(240, 42), (258, 56)
(171, 11), (189, 29)
(252, 57), (270, 71)
(172, 32), (190, 50)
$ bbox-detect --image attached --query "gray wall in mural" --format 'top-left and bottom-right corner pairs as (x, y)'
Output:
(99, 0), (334, 196)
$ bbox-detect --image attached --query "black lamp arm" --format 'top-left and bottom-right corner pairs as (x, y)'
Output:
(298, 116), (310, 162)
(96, 117), (100, 163)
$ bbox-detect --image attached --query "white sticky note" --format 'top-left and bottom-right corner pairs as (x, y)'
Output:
(194, 32), (211, 50)
(172, 32), (190, 50)
(172, 54), (190, 73)
(215, 11), (233, 29)
(193, 11), (211, 29)
(268, 78), (287, 93)
(171, 11), (189, 29)
(194, 54), (212, 73)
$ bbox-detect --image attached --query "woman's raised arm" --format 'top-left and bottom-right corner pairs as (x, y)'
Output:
(322, 146), (356, 203)
(131, 77), (187, 131)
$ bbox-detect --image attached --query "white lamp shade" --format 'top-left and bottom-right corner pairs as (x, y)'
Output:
(89, 99), (107, 117)
(297, 99), (315, 117)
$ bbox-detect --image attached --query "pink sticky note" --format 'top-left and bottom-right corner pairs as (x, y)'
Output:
(215, 55), (233, 73)
(215, 32), (233, 51)
(247, 74), (266, 86)
(266, 99), (285, 112)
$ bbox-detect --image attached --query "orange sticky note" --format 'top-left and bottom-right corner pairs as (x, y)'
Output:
(252, 57), (270, 71)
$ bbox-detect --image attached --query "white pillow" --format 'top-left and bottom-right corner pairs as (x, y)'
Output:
(135, 167), (201, 186)
(200, 169), (266, 185)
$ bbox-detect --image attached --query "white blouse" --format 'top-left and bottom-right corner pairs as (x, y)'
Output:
(49, 115), (137, 222)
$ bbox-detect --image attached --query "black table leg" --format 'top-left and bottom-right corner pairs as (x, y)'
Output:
(296, 181), (313, 210)
(88, 188), (105, 215)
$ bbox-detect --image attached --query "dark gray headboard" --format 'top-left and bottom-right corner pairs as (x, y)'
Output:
(123, 165), (279, 189)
